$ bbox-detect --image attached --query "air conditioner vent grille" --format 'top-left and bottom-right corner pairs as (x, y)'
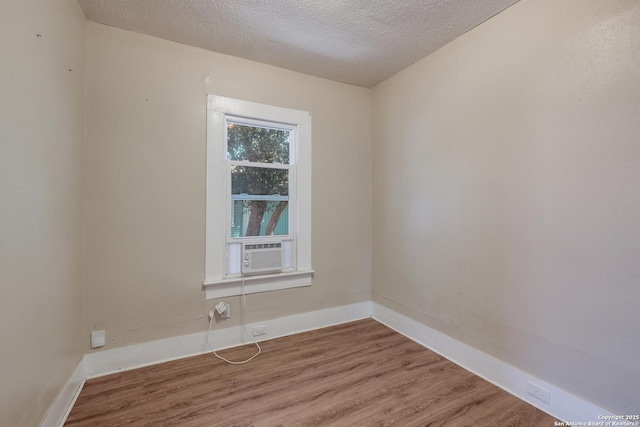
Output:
(242, 242), (283, 275)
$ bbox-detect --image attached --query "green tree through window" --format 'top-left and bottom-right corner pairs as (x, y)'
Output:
(227, 122), (291, 237)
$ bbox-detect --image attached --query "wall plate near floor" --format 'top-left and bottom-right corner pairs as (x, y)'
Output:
(91, 330), (106, 348)
(253, 324), (267, 337)
(527, 381), (551, 404)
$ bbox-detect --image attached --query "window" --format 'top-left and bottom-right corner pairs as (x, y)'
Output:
(227, 119), (292, 239)
(204, 95), (312, 299)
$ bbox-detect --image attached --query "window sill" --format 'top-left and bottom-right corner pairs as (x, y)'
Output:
(203, 270), (314, 299)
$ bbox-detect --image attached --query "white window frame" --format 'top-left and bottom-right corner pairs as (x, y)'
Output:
(204, 95), (313, 299)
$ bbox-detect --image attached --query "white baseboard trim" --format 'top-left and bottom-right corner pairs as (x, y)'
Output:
(371, 301), (614, 424)
(45, 301), (370, 426)
(45, 300), (613, 426)
(41, 358), (85, 427)
(84, 301), (372, 379)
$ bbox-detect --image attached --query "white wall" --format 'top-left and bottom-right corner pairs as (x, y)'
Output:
(83, 23), (372, 349)
(4, 0), (639, 422)
(372, 0), (640, 415)
(0, 0), (86, 425)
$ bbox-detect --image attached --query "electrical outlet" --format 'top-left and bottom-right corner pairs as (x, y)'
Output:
(220, 303), (230, 319)
(91, 330), (105, 349)
(253, 324), (267, 336)
(212, 302), (231, 319)
(527, 381), (550, 404)
(215, 302), (227, 315)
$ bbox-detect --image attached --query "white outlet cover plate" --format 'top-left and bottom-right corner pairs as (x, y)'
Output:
(253, 325), (267, 336)
(91, 330), (106, 348)
(527, 381), (551, 404)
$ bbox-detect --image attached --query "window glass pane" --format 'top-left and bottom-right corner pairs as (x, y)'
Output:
(227, 123), (290, 164)
(231, 200), (289, 237)
(231, 166), (289, 196)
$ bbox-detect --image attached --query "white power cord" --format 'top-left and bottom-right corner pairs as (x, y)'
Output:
(206, 274), (261, 365)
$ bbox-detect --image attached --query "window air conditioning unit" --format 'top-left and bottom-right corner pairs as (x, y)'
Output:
(242, 242), (283, 275)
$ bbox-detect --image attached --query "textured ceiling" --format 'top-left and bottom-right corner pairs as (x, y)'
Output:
(77, 0), (520, 88)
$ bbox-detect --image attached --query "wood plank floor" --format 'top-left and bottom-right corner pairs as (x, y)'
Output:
(65, 319), (559, 427)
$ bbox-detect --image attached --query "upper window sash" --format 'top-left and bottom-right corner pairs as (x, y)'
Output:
(225, 116), (296, 166)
